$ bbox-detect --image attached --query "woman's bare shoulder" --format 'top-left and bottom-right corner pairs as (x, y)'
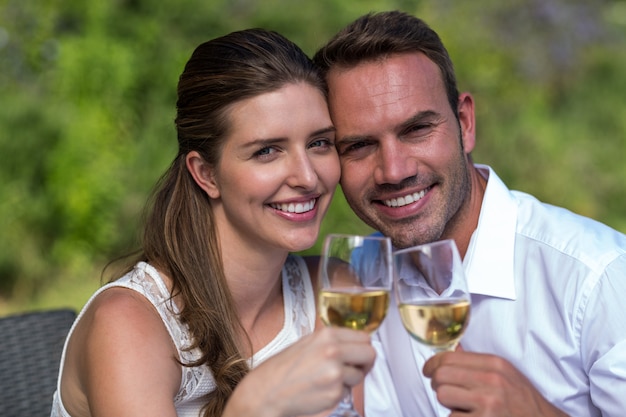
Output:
(61, 287), (180, 417)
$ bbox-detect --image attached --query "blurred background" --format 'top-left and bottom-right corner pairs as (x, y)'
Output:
(1, 0), (625, 315)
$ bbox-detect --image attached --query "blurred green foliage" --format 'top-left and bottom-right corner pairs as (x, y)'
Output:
(1, 0), (625, 314)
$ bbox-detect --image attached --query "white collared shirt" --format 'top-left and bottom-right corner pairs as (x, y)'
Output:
(365, 165), (626, 417)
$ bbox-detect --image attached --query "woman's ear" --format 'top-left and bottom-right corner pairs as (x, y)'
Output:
(186, 151), (220, 199)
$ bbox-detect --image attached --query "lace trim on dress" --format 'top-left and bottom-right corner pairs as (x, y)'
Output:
(284, 255), (316, 337)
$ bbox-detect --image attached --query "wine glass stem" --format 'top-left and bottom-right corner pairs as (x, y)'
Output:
(328, 388), (361, 417)
(338, 391), (354, 410)
(432, 342), (459, 354)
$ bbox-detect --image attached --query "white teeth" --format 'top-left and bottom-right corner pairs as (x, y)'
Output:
(270, 198), (316, 213)
(384, 189), (427, 208)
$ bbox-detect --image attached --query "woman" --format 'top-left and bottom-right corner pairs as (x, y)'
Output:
(51, 29), (375, 417)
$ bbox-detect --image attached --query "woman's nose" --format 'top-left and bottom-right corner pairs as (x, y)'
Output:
(286, 152), (317, 190)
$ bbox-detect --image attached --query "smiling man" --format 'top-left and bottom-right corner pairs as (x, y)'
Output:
(314, 10), (626, 417)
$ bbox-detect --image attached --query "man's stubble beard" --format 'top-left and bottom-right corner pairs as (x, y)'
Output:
(342, 148), (472, 250)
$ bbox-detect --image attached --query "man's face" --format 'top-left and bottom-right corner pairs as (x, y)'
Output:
(327, 53), (476, 248)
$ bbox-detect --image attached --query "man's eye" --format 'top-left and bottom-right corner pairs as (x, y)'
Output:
(405, 124), (431, 135)
(350, 142), (368, 150)
(339, 141), (369, 155)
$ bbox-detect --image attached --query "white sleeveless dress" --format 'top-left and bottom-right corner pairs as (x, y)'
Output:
(51, 255), (316, 417)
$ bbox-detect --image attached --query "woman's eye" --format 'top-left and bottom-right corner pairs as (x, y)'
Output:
(309, 138), (333, 149)
(253, 146), (277, 158)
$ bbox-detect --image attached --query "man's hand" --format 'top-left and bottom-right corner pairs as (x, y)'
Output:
(423, 351), (569, 417)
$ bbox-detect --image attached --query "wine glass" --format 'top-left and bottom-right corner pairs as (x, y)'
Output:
(318, 233), (393, 417)
(393, 239), (470, 353)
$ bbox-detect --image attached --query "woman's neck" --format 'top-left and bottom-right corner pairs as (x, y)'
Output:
(221, 242), (288, 354)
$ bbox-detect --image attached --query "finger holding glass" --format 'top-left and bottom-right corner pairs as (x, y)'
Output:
(393, 239), (470, 354)
(318, 234), (393, 417)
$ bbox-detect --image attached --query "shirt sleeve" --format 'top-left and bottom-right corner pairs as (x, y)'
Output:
(583, 253), (626, 417)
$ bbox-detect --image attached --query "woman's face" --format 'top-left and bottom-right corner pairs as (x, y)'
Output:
(210, 83), (339, 254)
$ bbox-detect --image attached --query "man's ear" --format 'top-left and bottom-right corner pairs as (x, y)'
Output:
(186, 151), (220, 199)
(457, 92), (476, 154)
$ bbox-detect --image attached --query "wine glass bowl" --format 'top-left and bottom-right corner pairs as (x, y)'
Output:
(319, 286), (389, 332)
(393, 239), (470, 353)
(318, 233), (393, 417)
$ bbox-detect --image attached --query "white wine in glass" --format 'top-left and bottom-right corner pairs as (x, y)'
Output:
(319, 288), (389, 332)
(393, 239), (470, 353)
(318, 234), (393, 417)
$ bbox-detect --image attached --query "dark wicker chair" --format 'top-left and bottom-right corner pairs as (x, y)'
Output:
(0, 308), (77, 417)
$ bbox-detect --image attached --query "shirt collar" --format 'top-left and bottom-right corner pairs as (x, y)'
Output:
(464, 164), (517, 300)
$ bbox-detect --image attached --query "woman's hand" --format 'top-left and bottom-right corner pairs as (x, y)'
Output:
(224, 327), (376, 417)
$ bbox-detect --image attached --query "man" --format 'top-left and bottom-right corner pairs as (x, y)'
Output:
(314, 10), (626, 417)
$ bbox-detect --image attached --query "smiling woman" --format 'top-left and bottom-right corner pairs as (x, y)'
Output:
(49, 28), (375, 417)
(191, 82), (338, 253)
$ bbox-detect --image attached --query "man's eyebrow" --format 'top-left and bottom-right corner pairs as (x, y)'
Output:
(337, 110), (441, 144)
